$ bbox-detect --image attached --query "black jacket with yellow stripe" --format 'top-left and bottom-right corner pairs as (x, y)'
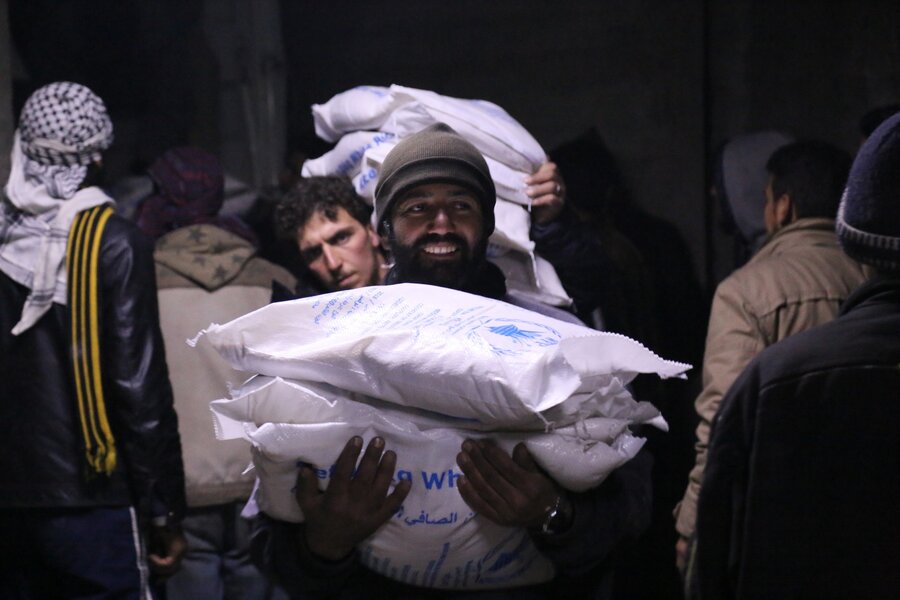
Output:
(0, 208), (185, 524)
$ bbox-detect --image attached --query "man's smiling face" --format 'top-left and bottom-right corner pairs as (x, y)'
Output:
(385, 182), (485, 289)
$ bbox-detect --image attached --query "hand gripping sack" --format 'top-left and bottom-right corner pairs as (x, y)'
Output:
(210, 376), (664, 590)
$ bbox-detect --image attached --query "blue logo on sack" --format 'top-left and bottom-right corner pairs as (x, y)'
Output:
(470, 319), (561, 356)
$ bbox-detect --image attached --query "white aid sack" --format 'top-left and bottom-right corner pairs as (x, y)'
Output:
(200, 283), (689, 428)
(301, 131), (397, 179)
(211, 376), (662, 590)
(382, 85), (547, 173)
(312, 84), (546, 173)
(311, 86), (404, 143)
(489, 199), (534, 254)
(351, 135), (533, 209)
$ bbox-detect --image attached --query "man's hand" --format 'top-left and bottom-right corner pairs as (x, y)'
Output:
(296, 436), (411, 561)
(525, 161), (566, 225)
(147, 524), (187, 579)
(456, 440), (562, 529)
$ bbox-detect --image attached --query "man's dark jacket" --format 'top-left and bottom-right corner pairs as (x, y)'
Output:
(695, 275), (900, 599)
(0, 214), (186, 522)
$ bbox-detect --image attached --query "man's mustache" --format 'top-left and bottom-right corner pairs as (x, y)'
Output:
(412, 233), (470, 252)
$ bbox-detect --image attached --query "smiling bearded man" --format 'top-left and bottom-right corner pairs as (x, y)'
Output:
(252, 121), (654, 600)
(374, 123), (503, 296)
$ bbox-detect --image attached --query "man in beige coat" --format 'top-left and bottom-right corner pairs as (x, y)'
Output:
(136, 147), (296, 600)
(674, 141), (869, 577)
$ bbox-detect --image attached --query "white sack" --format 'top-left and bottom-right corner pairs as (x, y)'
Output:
(210, 376), (661, 590)
(351, 129), (533, 208)
(307, 85), (565, 305)
(382, 85), (546, 173)
(312, 85), (546, 173)
(200, 283), (690, 428)
(301, 131), (396, 179)
(311, 86), (403, 143)
(487, 199), (533, 254)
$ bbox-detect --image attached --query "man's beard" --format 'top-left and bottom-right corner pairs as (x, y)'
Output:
(389, 232), (485, 290)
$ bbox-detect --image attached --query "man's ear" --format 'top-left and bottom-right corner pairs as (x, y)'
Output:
(378, 221), (392, 251)
(365, 223), (381, 249)
(775, 193), (796, 227)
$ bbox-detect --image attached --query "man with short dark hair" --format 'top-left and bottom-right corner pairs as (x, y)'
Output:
(275, 176), (388, 292)
(674, 140), (870, 575)
(763, 141), (853, 232)
(694, 113), (900, 600)
(254, 123), (651, 599)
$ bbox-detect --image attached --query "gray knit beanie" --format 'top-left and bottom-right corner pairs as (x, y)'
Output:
(836, 112), (900, 272)
(374, 123), (495, 235)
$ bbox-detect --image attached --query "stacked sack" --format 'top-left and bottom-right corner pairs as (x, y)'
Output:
(302, 85), (570, 307)
(199, 283), (690, 591)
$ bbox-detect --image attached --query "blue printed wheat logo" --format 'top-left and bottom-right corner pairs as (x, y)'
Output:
(470, 319), (561, 356)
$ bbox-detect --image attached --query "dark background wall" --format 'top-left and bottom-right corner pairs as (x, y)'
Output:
(4, 0), (900, 290)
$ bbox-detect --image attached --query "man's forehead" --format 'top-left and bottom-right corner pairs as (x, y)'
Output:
(298, 207), (364, 245)
(399, 182), (477, 200)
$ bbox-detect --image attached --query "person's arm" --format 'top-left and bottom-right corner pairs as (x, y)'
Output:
(251, 515), (362, 598)
(526, 162), (611, 313)
(99, 218), (187, 572)
(525, 161), (566, 225)
(675, 276), (764, 547)
(456, 439), (652, 578)
(253, 436), (410, 598)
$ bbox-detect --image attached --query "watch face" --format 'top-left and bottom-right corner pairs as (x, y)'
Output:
(540, 494), (572, 535)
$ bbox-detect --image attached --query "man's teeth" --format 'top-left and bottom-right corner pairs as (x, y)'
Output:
(424, 243), (458, 255)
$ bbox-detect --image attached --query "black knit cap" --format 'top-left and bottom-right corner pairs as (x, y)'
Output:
(374, 123), (496, 235)
(836, 112), (900, 272)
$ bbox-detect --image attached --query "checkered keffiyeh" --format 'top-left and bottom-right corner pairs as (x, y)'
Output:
(0, 82), (114, 335)
(18, 81), (113, 167)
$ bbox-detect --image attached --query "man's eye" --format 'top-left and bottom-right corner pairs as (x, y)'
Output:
(301, 248), (322, 263)
(403, 203), (426, 214)
(453, 198), (479, 212)
(334, 231), (351, 244)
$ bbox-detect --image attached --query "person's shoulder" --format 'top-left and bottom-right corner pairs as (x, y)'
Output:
(240, 255), (298, 290)
(101, 210), (153, 248)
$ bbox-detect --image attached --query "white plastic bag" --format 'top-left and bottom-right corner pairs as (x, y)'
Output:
(200, 283), (689, 428)
(210, 376), (662, 590)
(311, 85), (546, 173)
(382, 86), (545, 173)
(301, 131), (396, 179)
(311, 86), (403, 142)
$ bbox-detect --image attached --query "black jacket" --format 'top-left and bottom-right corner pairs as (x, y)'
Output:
(694, 275), (900, 599)
(0, 213), (186, 523)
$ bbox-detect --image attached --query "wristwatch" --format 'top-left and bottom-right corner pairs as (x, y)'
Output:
(539, 492), (574, 536)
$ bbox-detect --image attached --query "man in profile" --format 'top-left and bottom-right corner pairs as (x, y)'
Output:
(694, 113), (900, 599)
(674, 141), (869, 575)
